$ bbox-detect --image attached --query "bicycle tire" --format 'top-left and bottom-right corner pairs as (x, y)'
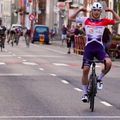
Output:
(0, 40), (3, 52)
(0, 45), (2, 52)
(89, 74), (97, 112)
(26, 36), (30, 47)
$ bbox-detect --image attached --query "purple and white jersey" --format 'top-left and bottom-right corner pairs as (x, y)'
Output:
(76, 17), (115, 46)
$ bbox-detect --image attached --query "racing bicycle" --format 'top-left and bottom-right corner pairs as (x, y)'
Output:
(88, 59), (105, 112)
(0, 34), (5, 51)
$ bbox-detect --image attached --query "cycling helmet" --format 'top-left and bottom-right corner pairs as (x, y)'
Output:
(91, 2), (103, 10)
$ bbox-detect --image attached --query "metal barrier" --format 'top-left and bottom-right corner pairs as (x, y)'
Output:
(74, 35), (120, 59)
(74, 35), (85, 55)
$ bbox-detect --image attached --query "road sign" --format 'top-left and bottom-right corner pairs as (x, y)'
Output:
(29, 14), (35, 21)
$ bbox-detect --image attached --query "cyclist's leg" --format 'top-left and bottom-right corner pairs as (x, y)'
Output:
(7, 34), (10, 44)
(81, 64), (90, 102)
(82, 65), (90, 93)
(2, 36), (5, 48)
(61, 34), (64, 45)
(81, 47), (93, 102)
(98, 57), (112, 80)
(26, 35), (29, 47)
(96, 48), (112, 89)
(97, 50), (112, 81)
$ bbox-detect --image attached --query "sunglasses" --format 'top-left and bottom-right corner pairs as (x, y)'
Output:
(92, 9), (101, 12)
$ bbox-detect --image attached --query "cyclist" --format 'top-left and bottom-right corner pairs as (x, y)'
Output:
(0, 18), (6, 48)
(69, 2), (120, 102)
(24, 27), (31, 47)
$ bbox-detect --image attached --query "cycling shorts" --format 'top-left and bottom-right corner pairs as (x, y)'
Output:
(82, 42), (109, 68)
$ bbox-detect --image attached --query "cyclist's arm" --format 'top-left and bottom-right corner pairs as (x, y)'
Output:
(105, 8), (120, 24)
(69, 8), (88, 22)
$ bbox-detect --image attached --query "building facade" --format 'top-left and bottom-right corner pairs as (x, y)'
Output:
(2, 0), (11, 28)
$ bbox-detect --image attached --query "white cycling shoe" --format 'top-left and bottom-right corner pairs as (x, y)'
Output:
(97, 80), (103, 90)
(81, 94), (89, 103)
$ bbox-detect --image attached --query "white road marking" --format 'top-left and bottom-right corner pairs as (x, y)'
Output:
(15, 55), (64, 58)
(44, 48), (66, 54)
(49, 74), (57, 76)
(53, 63), (69, 66)
(22, 60), (27, 62)
(101, 101), (112, 106)
(0, 116), (119, 119)
(22, 62), (38, 65)
(39, 68), (44, 71)
(0, 74), (23, 76)
(17, 57), (22, 59)
(74, 88), (83, 92)
(0, 55), (15, 57)
(0, 62), (6, 65)
(61, 80), (69, 84)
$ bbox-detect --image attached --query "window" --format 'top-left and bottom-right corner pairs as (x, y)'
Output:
(36, 27), (48, 33)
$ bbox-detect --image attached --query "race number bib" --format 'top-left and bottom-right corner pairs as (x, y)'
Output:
(85, 25), (105, 37)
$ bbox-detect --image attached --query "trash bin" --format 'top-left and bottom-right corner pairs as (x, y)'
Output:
(39, 34), (44, 44)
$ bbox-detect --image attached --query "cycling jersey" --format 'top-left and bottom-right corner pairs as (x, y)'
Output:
(0, 25), (6, 35)
(76, 17), (115, 46)
(76, 17), (115, 67)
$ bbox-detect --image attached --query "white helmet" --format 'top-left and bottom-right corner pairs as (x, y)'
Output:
(91, 2), (103, 10)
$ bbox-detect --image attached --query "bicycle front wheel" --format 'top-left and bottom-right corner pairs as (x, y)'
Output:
(89, 74), (97, 112)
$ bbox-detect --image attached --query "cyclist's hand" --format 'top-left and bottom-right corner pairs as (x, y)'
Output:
(79, 8), (88, 12)
(105, 8), (113, 12)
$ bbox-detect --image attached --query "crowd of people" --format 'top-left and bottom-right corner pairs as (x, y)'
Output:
(60, 23), (85, 54)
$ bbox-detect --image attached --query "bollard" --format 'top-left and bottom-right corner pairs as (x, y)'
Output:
(39, 34), (45, 44)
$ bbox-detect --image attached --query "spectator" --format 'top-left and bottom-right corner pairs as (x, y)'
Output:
(61, 24), (68, 46)
(67, 24), (75, 54)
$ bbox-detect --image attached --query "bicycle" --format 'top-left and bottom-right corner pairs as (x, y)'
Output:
(88, 59), (105, 112)
(25, 34), (30, 47)
(0, 36), (3, 51)
(0, 34), (5, 51)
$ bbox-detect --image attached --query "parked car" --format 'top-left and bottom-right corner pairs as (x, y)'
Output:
(32, 25), (50, 44)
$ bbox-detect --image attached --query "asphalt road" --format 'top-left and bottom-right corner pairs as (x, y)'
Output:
(0, 38), (120, 120)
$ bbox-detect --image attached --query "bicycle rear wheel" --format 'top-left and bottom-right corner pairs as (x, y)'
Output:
(89, 74), (97, 112)
(0, 40), (3, 52)
(0, 44), (2, 52)
(25, 36), (30, 47)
